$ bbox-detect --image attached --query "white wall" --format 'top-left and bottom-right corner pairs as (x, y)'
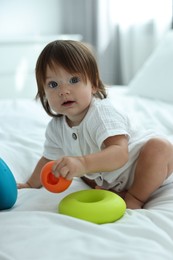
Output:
(0, 0), (83, 99)
(0, 0), (61, 37)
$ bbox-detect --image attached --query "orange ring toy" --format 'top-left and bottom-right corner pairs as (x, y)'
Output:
(40, 161), (72, 193)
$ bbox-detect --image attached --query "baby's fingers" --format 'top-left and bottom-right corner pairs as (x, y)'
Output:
(17, 183), (31, 189)
(59, 166), (69, 178)
(52, 158), (65, 177)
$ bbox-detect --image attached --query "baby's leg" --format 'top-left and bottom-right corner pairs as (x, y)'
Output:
(81, 176), (127, 198)
(125, 138), (173, 209)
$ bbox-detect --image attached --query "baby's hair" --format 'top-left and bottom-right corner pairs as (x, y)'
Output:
(35, 40), (107, 117)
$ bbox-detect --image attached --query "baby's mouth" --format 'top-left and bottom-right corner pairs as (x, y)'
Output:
(62, 100), (75, 106)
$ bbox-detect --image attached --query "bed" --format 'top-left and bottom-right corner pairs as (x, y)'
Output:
(1, 31), (173, 259)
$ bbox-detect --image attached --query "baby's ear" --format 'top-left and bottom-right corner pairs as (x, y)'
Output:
(92, 86), (97, 94)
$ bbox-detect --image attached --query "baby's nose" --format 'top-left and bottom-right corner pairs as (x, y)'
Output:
(58, 84), (70, 96)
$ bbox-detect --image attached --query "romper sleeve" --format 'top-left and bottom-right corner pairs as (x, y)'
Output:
(43, 119), (65, 160)
(87, 99), (131, 149)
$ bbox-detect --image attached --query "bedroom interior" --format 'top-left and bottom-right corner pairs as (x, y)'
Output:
(0, 0), (173, 259)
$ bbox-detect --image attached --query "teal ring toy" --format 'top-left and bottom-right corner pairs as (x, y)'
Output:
(0, 158), (17, 210)
(58, 189), (126, 224)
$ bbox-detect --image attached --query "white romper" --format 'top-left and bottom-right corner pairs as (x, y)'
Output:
(43, 97), (172, 192)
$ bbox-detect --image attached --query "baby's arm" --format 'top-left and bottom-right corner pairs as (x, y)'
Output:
(53, 134), (128, 180)
(17, 156), (51, 189)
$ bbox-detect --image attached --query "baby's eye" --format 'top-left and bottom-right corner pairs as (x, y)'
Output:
(69, 76), (80, 84)
(48, 81), (58, 88)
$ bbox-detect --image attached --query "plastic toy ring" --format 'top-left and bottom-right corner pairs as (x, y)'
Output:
(40, 161), (72, 193)
(58, 189), (126, 224)
(0, 158), (18, 210)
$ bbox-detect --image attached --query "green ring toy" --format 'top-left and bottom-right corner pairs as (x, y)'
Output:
(58, 189), (126, 224)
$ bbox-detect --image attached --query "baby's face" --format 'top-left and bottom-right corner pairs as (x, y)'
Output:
(44, 64), (96, 126)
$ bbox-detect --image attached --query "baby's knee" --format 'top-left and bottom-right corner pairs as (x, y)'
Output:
(141, 138), (172, 158)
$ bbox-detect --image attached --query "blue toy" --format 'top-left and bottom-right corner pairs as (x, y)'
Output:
(0, 158), (18, 210)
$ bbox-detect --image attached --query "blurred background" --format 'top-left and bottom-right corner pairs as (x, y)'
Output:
(0, 0), (172, 86)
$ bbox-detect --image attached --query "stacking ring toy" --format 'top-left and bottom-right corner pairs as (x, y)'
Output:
(40, 161), (72, 193)
(58, 189), (126, 224)
(0, 158), (18, 210)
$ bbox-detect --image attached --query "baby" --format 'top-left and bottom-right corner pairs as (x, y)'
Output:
(18, 40), (173, 209)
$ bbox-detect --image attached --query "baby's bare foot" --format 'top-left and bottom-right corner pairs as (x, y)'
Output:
(124, 192), (144, 209)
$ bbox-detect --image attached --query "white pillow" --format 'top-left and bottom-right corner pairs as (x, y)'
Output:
(128, 30), (173, 103)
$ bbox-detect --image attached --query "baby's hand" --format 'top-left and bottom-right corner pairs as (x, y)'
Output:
(17, 182), (32, 189)
(52, 156), (87, 180)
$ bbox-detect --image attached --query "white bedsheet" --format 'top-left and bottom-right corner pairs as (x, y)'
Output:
(1, 87), (173, 260)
